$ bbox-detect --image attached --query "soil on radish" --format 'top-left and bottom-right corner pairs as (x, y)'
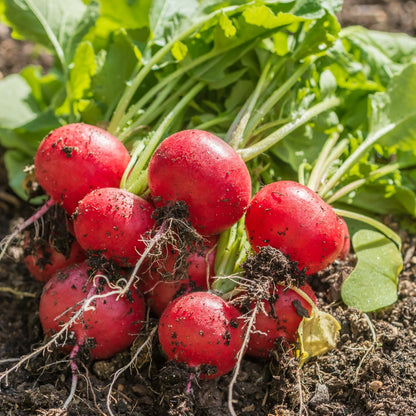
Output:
(2, 2), (416, 414)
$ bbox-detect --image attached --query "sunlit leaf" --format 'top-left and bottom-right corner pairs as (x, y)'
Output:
(341, 229), (402, 312)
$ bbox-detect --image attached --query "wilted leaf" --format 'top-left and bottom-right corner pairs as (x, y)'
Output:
(297, 308), (341, 366)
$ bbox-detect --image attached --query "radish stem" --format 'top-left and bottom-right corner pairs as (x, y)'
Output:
(237, 96), (341, 161)
(0, 198), (57, 262)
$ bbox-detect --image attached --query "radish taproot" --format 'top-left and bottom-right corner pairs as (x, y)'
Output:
(39, 261), (145, 360)
(245, 181), (345, 274)
(158, 291), (245, 379)
(73, 187), (155, 267)
(246, 283), (317, 358)
(147, 129), (252, 235)
(34, 123), (131, 215)
(141, 238), (217, 316)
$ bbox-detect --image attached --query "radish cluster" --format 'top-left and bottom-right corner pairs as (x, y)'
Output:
(21, 123), (347, 382)
(30, 123), (153, 361)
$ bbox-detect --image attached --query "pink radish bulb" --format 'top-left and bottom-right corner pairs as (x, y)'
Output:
(148, 129), (252, 235)
(34, 123), (131, 214)
(73, 187), (155, 267)
(140, 237), (217, 316)
(337, 217), (350, 260)
(246, 283), (317, 358)
(158, 291), (245, 379)
(24, 233), (86, 283)
(39, 262), (145, 360)
(245, 181), (345, 274)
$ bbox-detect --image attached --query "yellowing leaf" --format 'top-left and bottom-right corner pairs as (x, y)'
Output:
(171, 41), (188, 61)
(218, 13), (236, 38)
(243, 6), (300, 29)
(297, 308), (341, 366)
(70, 41), (97, 101)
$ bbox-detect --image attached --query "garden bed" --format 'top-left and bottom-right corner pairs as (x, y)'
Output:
(1, 1), (416, 415)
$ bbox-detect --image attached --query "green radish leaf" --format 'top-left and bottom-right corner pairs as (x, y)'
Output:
(3, 0), (99, 64)
(0, 74), (40, 129)
(340, 26), (416, 86)
(69, 41), (97, 102)
(98, 0), (151, 30)
(341, 229), (403, 312)
(291, 0), (343, 17)
(292, 13), (340, 60)
(338, 182), (416, 217)
(3, 150), (34, 201)
(333, 63), (416, 217)
(0, 73), (61, 197)
(148, 0), (200, 46)
(92, 30), (139, 116)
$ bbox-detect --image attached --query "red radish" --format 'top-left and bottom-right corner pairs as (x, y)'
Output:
(24, 233), (85, 283)
(34, 123), (131, 215)
(158, 291), (245, 379)
(73, 187), (155, 267)
(23, 206), (86, 282)
(247, 283), (317, 358)
(245, 181), (345, 274)
(337, 217), (350, 260)
(39, 262), (145, 360)
(147, 129), (252, 235)
(141, 238), (217, 316)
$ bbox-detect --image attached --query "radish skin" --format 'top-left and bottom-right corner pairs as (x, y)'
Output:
(141, 238), (217, 316)
(39, 262), (145, 360)
(246, 283), (317, 358)
(73, 187), (155, 267)
(158, 291), (245, 379)
(245, 181), (345, 274)
(148, 129), (252, 235)
(34, 123), (131, 215)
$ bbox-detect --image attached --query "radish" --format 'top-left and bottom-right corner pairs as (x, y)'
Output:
(246, 283), (317, 358)
(34, 123), (131, 215)
(245, 181), (345, 274)
(23, 206), (86, 283)
(140, 237), (217, 316)
(147, 129), (252, 235)
(158, 291), (245, 379)
(39, 261), (145, 360)
(337, 217), (350, 260)
(24, 233), (85, 283)
(73, 187), (155, 267)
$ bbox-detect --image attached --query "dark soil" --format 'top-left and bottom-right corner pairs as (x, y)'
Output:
(1, 2), (416, 415)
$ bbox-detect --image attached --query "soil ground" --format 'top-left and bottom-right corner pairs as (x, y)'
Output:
(1, 1), (416, 415)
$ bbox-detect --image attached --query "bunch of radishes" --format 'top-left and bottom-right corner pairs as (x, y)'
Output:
(22, 122), (347, 381)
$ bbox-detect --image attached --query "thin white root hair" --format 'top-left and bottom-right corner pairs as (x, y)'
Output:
(0, 286), (36, 298)
(106, 325), (158, 416)
(227, 303), (259, 416)
(353, 313), (378, 383)
(296, 364), (306, 416)
(118, 221), (169, 298)
(0, 198), (56, 262)
(0, 287), (122, 386)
